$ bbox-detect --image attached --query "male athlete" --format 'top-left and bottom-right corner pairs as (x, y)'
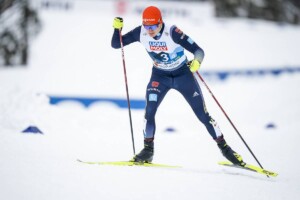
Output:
(111, 6), (245, 166)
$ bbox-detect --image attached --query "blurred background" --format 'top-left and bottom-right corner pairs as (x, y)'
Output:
(1, 1), (300, 199)
(1, 0), (300, 140)
(1, 0), (300, 67)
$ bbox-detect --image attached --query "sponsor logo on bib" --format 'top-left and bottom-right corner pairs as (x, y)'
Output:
(149, 41), (168, 51)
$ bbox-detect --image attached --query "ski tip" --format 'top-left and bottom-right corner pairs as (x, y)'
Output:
(218, 160), (278, 177)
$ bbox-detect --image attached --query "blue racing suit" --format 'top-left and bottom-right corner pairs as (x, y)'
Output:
(111, 23), (223, 140)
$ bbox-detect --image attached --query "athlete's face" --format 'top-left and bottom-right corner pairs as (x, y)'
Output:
(144, 23), (162, 37)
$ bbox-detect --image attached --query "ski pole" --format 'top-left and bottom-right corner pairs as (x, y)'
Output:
(118, 29), (136, 155)
(195, 71), (265, 170)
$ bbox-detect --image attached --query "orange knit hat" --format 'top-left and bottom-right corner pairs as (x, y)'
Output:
(142, 6), (163, 25)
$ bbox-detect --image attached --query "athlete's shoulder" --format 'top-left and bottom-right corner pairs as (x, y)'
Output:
(170, 24), (182, 33)
(170, 25), (185, 41)
(162, 24), (178, 34)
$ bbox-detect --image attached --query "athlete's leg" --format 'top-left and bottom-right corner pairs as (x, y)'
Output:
(144, 76), (170, 139)
(174, 70), (222, 139)
(132, 73), (170, 162)
(174, 69), (245, 165)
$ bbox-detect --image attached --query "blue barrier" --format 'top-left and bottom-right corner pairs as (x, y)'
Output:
(201, 66), (300, 81)
(49, 96), (146, 109)
(48, 67), (300, 108)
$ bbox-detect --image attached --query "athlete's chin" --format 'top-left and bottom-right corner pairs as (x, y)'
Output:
(147, 33), (156, 37)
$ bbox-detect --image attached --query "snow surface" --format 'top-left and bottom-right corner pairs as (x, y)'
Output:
(1, 1), (300, 199)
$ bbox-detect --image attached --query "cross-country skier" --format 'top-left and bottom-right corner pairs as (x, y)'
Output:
(111, 6), (245, 166)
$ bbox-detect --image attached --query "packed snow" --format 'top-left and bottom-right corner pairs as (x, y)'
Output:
(1, 0), (300, 199)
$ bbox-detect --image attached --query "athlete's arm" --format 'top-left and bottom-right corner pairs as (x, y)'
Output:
(111, 26), (142, 49)
(170, 25), (204, 63)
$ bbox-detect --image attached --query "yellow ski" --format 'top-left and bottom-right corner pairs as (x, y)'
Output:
(218, 161), (278, 177)
(77, 159), (181, 168)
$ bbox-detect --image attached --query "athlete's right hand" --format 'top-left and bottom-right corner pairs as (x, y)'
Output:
(113, 17), (123, 30)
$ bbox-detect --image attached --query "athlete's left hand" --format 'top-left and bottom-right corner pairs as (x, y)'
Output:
(187, 59), (201, 72)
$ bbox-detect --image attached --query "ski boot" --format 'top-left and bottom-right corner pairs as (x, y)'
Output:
(131, 139), (154, 163)
(216, 136), (246, 166)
